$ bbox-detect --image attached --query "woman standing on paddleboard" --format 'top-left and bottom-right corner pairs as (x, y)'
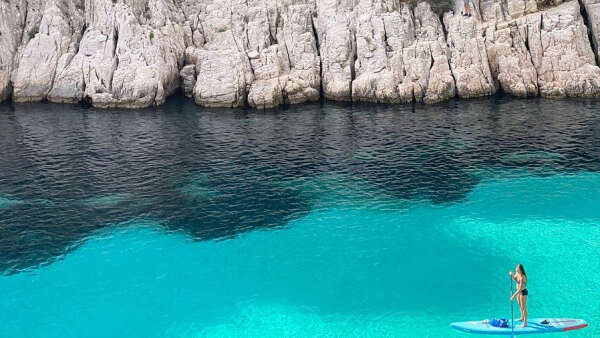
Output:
(510, 264), (528, 327)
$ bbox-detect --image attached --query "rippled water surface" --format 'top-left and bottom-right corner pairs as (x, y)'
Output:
(1, 96), (599, 337)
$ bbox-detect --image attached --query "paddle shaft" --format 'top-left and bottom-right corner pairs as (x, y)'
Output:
(511, 274), (514, 337)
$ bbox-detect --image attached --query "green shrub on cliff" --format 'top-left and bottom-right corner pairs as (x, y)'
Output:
(400, 0), (453, 17)
(28, 27), (38, 39)
(429, 0), (453, 16)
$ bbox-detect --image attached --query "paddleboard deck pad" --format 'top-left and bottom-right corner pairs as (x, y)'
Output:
(451, 318), (587, 335)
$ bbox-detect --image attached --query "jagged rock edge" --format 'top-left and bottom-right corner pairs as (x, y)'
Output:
(2, 0), (600, 108)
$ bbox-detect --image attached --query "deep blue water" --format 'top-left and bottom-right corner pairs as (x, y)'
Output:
(0, 96), (599, 336)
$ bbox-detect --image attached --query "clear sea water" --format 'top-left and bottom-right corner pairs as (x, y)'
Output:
(0, 96), (599, 337)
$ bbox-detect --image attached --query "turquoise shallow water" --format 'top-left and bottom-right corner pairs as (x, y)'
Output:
(1, 171), (598, 337)
(2, 97), (600, 336)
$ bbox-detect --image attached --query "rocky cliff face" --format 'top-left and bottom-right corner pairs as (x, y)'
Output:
(1, 0), (600, 109)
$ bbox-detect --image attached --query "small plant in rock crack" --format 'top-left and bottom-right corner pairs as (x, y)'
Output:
(28, 27), (38, 39)
(149, 32), (154, 40)
(429, 0), (453, 16)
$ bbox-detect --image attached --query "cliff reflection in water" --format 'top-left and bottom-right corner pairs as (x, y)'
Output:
(1, 95), (600, 273)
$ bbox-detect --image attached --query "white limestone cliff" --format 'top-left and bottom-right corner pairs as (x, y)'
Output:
(350, 1), (455, 104)
(1, 0), (600, 109)
(48, 0), (186, 108)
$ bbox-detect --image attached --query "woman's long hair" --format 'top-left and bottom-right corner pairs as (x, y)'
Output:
(517, 264), (527, 277)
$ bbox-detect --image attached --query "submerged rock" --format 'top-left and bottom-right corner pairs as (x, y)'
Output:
(0, 196), (22, 209)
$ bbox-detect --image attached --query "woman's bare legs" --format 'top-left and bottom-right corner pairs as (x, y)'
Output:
(520, 295), (528, 327)
(517, 295), (523, 321)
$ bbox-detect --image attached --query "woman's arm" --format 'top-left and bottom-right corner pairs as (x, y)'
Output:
(511, 283), (524, 300)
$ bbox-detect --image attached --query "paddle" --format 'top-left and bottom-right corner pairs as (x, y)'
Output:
(511, 272), (514, 337)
